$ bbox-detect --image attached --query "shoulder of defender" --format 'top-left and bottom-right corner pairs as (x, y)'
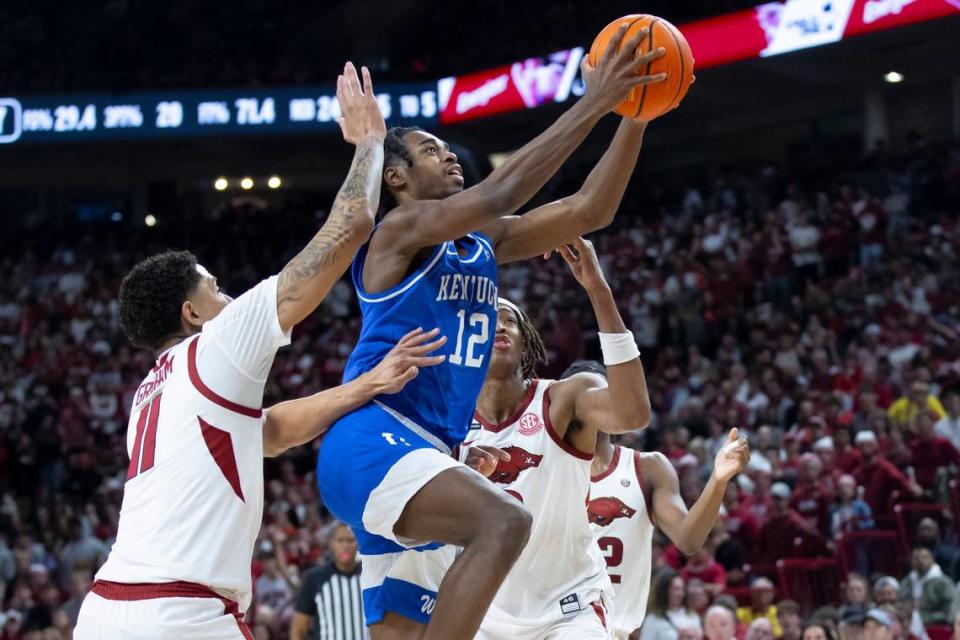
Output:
(550, 371), (607, 399)
(632, 449), (674, 481)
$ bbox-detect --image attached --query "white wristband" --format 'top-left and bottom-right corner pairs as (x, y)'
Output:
(599, 332), (641, 366)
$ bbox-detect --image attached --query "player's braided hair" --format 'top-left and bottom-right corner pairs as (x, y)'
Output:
(119, 250), (201, 350)
(379, 126), (423, 217)
(513, 305), (547, 379)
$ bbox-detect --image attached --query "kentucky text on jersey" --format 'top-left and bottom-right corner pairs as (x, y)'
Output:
(435, 274), (498, 305)
(342, 233), (499, 448)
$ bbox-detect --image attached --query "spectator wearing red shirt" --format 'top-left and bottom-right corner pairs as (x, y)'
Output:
(908, 412), (960, 493)
(813, 436), (843, 494)
(681, 545), (727, 596)
(833, 358), (863, 396)
(833, 428), (863, 474)
(722, 482), (761, 554)
(744, 458), (775, 524)
(662, 426), (692, 463)
(853, 187), (887, 267)
(754, 483), (825, 577)
(852, 431), (922, 514)
(820, 208), (854, 278)
(790, 453), (833, 535)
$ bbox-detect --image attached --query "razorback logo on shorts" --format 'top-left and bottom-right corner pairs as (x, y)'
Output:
(490, 446), (543, 484)
(587, 496), (637, 526)
(517, 412), (543, 435)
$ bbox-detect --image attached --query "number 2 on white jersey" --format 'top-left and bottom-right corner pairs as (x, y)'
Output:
(597, 536), (624, 584)
(449, 310), (489, 368)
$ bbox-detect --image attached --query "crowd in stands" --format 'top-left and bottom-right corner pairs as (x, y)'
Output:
(1, 129), (959, 639)
(0, 0), (759, 95)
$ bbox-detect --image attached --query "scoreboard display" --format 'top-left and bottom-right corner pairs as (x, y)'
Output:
(0, 84), (440, 146)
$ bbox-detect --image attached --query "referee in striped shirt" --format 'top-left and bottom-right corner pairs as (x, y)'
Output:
(291, 521), (368, 640)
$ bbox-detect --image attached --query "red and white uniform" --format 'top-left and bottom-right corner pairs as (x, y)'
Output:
(589, 446), (654, 640)
(75, 276), (291, 640)
(464, 379), (613, 640)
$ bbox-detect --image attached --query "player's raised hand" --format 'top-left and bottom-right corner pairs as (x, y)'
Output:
(464, 445), (511, 478)
(713, 428), (750, 483)
(581, 24), (667, 115)
(335, 62), (386, 145)
(553, 237), (609, 292)
(367, 327), (446, 395)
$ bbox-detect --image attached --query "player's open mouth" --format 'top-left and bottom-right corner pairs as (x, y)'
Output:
(493, 336), (511, 350)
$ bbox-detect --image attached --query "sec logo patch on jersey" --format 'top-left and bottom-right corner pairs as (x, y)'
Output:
(518, 412), (543, 435)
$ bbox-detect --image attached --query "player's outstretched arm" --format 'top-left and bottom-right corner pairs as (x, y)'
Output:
(275, 63), (385, 332)
(647, 429), (749, 555)
(262, 328), (446, 457)
(548, 238), (650, 451)
(488, 110), (656, 265)
(381, 25), (665, 251)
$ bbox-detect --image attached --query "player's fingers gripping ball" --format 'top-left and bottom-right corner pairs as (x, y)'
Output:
(590, 14), (695, 120)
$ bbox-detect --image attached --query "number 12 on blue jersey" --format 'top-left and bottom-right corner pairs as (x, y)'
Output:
(449, 309), (489, 368)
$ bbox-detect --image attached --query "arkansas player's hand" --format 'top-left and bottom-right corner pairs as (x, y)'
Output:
(713, 428), (750, 483)
(367, 328), (447, 395)
(580, 24), (667, 116)
(549, 237), (609, 293)
(464, 446), (511, 478)
(336, 62), (386, 145)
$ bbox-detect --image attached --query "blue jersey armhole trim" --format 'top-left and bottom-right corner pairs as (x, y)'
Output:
(470, 232), (495, 255)
(355, 241), (449, 303)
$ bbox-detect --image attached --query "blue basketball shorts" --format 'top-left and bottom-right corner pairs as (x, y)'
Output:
(317, 401), (462, 626)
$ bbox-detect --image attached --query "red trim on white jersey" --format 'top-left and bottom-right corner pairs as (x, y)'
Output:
(475, 381), (538, 432)
(591, 600), (608, 629)
(187, 336), (262, 418)
(91, 580), (253, 640)
(543, 384), (593, 461)
(199, 417), (245, 502)
(633, 449), (655, 526)
(591, 445), (622, 483)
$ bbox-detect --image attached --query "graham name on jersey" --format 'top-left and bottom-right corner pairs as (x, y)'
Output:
(435, 274), (498, 306)
(134, 353), (174, 406)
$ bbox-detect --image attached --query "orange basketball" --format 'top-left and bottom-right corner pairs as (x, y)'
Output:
(589, 14), (695, 120)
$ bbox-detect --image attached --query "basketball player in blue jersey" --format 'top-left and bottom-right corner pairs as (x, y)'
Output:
(317, 23), (668, 640)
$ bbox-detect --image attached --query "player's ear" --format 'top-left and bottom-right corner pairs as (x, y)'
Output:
(384, 165), (406, 189)
(181, 300), (204, 331)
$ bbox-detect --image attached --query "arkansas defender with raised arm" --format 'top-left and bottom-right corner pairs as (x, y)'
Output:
(317, 23), (667, 640)
(578, 360), (750, 640)
(74, 64), (447, 640)
(460, 237), (650, 640)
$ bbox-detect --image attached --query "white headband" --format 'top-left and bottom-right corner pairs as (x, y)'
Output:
(497, 297), (524, 319)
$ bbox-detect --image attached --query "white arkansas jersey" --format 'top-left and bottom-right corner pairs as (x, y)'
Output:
(589, 446), (654, 636)
(463, 379), (612, 629)
(96, 276), (291, 612)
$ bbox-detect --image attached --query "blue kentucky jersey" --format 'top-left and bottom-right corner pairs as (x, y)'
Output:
(343, 232), (498, 449)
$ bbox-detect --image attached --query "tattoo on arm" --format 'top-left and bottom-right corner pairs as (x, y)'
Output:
(277, 139), (383, 309)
